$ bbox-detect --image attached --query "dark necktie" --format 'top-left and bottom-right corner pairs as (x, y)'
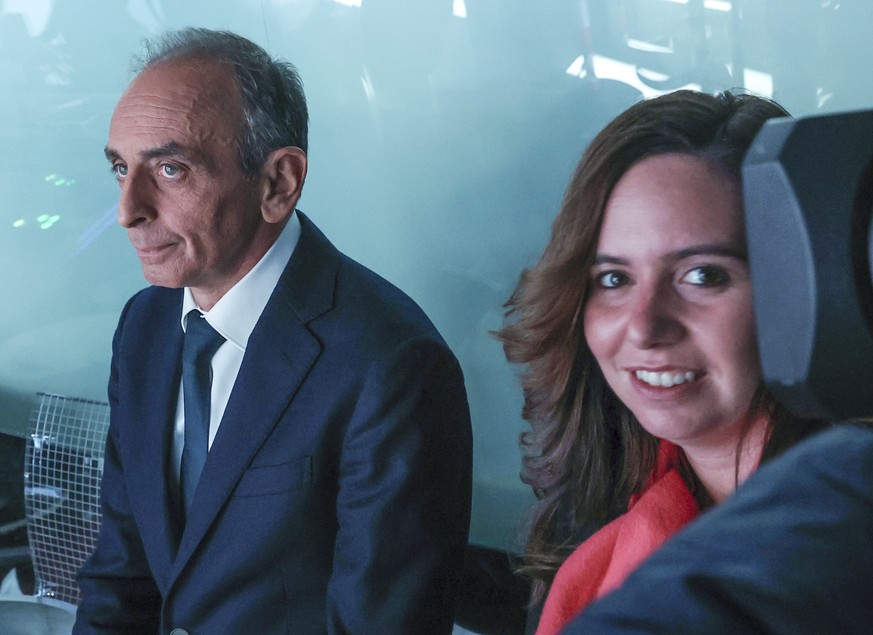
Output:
(180, 310), (225, 521)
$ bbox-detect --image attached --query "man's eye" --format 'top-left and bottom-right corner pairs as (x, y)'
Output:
(161, 164), (180, 177)
(111, 164), (128, 178)
(596, 271), (628, 289)
(682, 265), (729, 287)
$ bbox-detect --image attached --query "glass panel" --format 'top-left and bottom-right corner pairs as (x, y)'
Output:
(1, 0), (868, 547)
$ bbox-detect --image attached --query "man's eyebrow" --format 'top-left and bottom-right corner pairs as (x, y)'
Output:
(140, 141), (187, 161)
(103, 141), (202, 163)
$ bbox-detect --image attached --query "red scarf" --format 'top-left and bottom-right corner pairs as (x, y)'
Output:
(535, 441), (699, 635)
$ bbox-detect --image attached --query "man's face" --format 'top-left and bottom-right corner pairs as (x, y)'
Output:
(106, 57), (272, 308)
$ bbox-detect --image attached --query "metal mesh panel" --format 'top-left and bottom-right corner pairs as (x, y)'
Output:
(24, 393), (109, 606)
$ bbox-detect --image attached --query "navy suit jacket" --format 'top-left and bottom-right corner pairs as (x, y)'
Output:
(74, 213), (473, 634)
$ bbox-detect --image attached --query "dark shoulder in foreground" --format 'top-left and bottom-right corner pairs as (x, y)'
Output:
(566, 423), (873, 635)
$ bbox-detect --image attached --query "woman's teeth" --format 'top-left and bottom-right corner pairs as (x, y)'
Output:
(635, 370), (696, 387)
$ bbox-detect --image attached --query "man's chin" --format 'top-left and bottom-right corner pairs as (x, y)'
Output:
(140, 267), (186, 289)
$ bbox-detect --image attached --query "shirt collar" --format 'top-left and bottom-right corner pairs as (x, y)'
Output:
(181, 211), (301, 349)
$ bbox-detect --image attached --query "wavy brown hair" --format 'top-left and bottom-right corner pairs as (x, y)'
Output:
(498, 89), (828, 603)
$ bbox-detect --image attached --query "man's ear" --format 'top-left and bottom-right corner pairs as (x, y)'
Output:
(260, 146), (308, 224)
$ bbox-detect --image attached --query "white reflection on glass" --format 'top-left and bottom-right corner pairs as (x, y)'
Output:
(2, 0), (51, 36)
(76, 204), (119, 254)
(744, 68), (774, 98)
(661, 0), (732, 10)
(566, 54), (700, 98)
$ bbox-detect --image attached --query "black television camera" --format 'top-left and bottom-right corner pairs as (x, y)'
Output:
(743, 109), (873, 420)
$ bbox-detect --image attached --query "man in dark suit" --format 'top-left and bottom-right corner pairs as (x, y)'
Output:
(73, 28), (472, 634)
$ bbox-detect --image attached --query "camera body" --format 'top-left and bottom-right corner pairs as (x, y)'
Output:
(743, 109), (873, 420)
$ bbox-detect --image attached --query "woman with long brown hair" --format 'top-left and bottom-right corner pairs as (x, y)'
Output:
(498, 89), (827, 634)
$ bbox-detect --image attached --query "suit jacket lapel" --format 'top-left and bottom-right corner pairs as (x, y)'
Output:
(171, 212), (339, 574)
(120, 290), (186, 588)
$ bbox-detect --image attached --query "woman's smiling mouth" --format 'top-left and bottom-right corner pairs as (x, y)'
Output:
(634, 369), (698, 388)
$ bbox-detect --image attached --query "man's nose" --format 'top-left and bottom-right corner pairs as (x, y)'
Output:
(625, 282), (685, 348)
(117, 169), (156, 228)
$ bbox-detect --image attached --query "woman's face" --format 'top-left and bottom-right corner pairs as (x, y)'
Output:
(583, 152), (761, 454)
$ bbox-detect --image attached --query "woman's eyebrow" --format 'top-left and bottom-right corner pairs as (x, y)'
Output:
(592, 254), (629, 266)
(592, 244), (747, 266)
(672, 243), (748, 261)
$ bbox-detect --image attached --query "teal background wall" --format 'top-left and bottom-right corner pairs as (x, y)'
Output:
(1, 0), (871, 550)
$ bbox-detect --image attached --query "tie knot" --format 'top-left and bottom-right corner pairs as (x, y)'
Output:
(183, 311), (225, 366)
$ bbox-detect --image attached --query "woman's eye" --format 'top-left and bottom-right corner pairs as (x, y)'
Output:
(682, 265), (729, 287)
(596, 271), (628, 289)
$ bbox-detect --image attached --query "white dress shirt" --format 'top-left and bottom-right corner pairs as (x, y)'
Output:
(170, 212), (301, 483)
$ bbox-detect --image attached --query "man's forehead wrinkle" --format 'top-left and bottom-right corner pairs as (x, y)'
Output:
(139, 84), (236, 130)
(111, 112), (196, 151)
(122, 89), (212, 118)
(114, 102), (234, 151)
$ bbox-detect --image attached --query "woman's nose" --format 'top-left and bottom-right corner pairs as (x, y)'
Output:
(625, 283), (685, 348)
